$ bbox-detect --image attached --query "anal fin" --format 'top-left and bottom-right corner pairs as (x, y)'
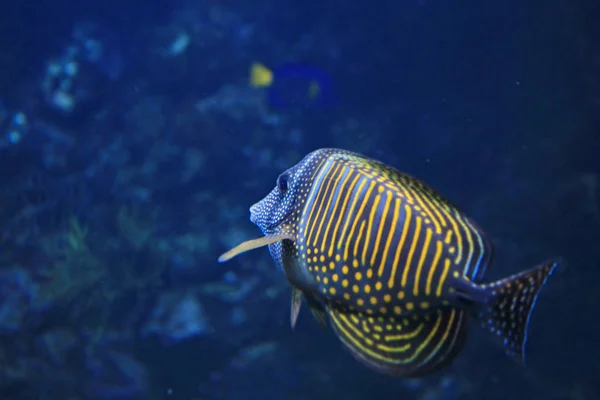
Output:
(327, 307), (467, 377)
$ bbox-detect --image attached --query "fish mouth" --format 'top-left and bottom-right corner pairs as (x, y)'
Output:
(249, 203), (260, 225)
(249, 196), (296, 233)
(266, 210), (293, 232)
(248, 203), (292, 233)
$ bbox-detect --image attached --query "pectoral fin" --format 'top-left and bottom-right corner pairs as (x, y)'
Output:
(291, 287), (303, 330)
(289, 287), (328, 330)
(218, 232), (295, 262)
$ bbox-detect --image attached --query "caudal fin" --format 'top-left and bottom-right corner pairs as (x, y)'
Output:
(478, 259), (558, 363)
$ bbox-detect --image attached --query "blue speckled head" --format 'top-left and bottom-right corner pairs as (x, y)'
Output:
(248, 150), (336, 268)
(249, 168), (299, 236)
(218, 148), (346, 265)
(249, 149), (343, 234)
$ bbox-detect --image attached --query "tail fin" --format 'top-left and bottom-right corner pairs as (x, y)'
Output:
(477, 259), (558, 363)
(249, 62), (273, 88)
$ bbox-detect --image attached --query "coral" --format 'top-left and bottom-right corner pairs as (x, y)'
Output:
(117, 206), (159, 251)
(39, 216), (105, 307)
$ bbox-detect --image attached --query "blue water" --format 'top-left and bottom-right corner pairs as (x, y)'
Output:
(0, 0), (598, 399)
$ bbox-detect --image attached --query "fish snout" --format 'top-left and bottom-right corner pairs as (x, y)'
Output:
(249, 203), (260, 224)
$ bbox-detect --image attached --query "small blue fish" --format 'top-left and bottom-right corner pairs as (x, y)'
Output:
(249, 62), (336, 109)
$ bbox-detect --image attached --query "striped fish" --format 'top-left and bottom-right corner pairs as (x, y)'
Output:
(219, 148), (558, 377)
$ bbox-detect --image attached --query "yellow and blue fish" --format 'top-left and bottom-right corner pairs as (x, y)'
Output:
(249, 62), (336, 109)
(219, 148), (558, 377)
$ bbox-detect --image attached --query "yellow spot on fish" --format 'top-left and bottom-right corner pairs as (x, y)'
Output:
(321, 266), (328, 273)
(352, 259), (359, 268)
(342, 279), (349, 288)
(420, 301), (430, 309)
(375, 282), (382, 291)
(307, 248), (312, 255)
(406, 302), (414, 311)
(335, 254), (341, 262)
(357, 299), (364, 306)
(364, 284), (371, 294)
(342, 265), (349, 275)
(323, 277), (329, 285)
(344, 293), (351, 300)
(329, 261), (335, 270)
(352, 285), (360, 294)
(312, 256), (317, 263)
(329, 287), (336, 295)
(379, 307), (387, 314)
(366, 269), (373, 278)
(370, 296), (378, 305)
(383, 294), (391, 303)
(316, 276), (321, 282)
(332, 274), (339, 282)
(320, 255), (325, 262)
(397, 291), (405, 300)
(355, 272), (363, 281)
(393, 306), (402, 315)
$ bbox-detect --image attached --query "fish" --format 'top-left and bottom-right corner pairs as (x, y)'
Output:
(218, 148), (558, 377)
(249, 62), (336, 109)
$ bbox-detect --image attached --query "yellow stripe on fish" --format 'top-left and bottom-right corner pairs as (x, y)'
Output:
(297, 152), (491, 312)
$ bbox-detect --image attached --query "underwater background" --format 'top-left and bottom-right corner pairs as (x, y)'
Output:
(0, 0), (599, 399)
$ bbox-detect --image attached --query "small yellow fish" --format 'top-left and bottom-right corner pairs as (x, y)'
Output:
(248, 62), (335, 108)
(249, 62), (273, 88)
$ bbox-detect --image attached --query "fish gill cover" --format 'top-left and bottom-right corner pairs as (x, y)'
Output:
(0, 0), (598, 399)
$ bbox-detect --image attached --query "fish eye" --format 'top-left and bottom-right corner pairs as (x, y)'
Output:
(277, 174), (289, 193)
